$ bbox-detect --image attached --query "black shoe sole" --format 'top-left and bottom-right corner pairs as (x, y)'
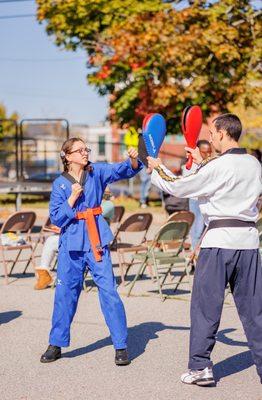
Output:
(40, 354), (61, 363)
(195, 378), (216, 387)
(115, 359), (131, 366)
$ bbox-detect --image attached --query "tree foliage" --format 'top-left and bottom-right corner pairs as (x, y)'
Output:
(0, 103), (19, 137)
(36, 0), (262, 131)
(0, 104), (19, 172)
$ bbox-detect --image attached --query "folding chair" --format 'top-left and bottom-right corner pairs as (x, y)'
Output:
(127, 221), (190, 301)
(256, 216), (262, 234)
(167, 210), (195, 226)
(167, 210), (195, 250)
(112, 206), (125, 224)
(0, 211), (37, 284)
(110, 206), (125, 245)
(23, 216), (58, 274)
(114, 213), (153, 284)
(257, 217), (262, 260)
(259, 231), (262, 259)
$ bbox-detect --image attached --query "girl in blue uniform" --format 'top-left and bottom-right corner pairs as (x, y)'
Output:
(40, 137), (142, 365)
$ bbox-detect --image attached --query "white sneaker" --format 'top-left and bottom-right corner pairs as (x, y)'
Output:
(181, 367), (215, 386)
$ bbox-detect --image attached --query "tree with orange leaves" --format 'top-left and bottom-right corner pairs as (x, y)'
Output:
(37, 0), (261, 132)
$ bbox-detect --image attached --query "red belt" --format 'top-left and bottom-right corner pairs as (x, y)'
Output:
(76, 207), (103, 262)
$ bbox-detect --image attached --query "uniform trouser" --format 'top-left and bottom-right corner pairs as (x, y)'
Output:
(140, 178), (151, 204)
(49, 244), (127, 349)
(189, 248), (262, 380)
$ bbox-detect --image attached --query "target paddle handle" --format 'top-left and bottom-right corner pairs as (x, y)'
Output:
(186, 153), (193, 170)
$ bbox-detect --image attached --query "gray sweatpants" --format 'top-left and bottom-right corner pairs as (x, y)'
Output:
(189, 248), (262, 381)
(36, 234), (59, 271)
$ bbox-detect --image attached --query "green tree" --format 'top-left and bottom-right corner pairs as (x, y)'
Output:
(0, 103), (18, 137)
(36, 0), (166, 50)
(0, 103), (19, 177)
(36, 0), (262, 131)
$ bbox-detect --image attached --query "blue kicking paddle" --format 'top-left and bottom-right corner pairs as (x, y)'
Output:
(138, 113), (166, 166)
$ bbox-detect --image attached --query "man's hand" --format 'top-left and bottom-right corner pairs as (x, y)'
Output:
(185, 146), (203, 165)
(147, 156), (162, 173)
(128, 147), (139, 169)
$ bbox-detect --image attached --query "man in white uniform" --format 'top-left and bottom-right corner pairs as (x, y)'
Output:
(147, 114), (262, 386)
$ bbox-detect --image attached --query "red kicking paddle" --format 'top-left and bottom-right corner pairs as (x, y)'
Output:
(181, 105), (203, 170)
(142, 113), (154, 131)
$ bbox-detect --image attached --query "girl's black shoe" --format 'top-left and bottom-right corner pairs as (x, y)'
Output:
(40, 345), (61, 363)
(115, 349), (130, 366)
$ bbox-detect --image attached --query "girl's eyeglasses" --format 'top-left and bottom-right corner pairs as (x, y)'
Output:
(69, 147), (91, 155)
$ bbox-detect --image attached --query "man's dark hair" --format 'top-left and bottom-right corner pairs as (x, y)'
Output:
(197, 139), (210, 148)
(213, 113), (242, 141)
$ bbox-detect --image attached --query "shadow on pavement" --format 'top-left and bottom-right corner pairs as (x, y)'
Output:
(214, 328), (254, 381)
(128, 322), (190, 360)
(63, 322), (190, 360)
(63, 323), (255, 380)
(214, 350), (253, 381)
(216, 328), (248, 347)
(0, 310), (22, 324)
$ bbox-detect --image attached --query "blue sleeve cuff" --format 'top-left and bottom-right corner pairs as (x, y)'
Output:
(63, 200), (76, 220)
(136, 159), (144, 171)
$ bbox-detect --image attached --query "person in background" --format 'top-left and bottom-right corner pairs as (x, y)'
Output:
(34, 226), (59, 290)
(101, 186), (115, 225)
(139, 166), (151, 208)
(182, 140), (212, 249)
(250, 149), (261, 164)
(250, 150), (262, 211)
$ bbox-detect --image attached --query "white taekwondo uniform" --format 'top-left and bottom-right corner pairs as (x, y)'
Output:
(151, 148), (262, 379)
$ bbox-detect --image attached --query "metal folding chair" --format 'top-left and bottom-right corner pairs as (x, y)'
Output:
(112, 206), (125, 224)
(166, 210), (195, 250)
(114, 213), (153, 284)
(0, 211), (37, 284)
(256, 216), (262, 234)
(257, 217), (262, 260)
(167, 210), (195, 226)
(127, 221), (191, 301)
(23, 216), (58, 274)
(110, 206), (125, 247)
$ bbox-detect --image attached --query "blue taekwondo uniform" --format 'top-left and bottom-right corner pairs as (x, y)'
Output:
(151, 148), (262, 381)
(48, 158), (143, 349)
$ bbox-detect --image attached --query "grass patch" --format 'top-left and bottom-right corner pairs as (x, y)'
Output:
(0, 194), (163, 213)
(0, 194), (49, 209)
(113, 196), (163, 212)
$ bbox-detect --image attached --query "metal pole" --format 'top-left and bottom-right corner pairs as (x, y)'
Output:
(15, 122), (19, 180)
(16, 192), (22, 211)
(129, 177), (134, 196)
(44, 141), (47, 175)
(19, 120), (24, 179)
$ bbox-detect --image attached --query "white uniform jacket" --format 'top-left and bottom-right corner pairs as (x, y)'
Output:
(151, 148), (262, 249)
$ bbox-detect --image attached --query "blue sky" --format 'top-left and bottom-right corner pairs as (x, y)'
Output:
(0, 1), (260, 126)
(0, 0), (108, 125)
